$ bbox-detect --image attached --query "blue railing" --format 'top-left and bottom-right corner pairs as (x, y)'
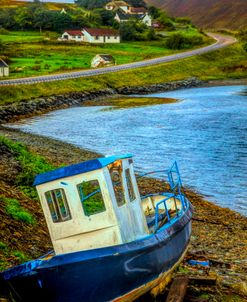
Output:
(140, 161), (188, 231)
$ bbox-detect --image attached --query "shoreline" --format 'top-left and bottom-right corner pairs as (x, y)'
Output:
(0, 77), (246, 124)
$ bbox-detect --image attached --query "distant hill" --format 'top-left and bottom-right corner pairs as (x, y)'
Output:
(145, 0), (247, 29)
(0, 0), (76, 10)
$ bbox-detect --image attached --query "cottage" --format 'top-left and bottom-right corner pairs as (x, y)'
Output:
(91, 54), (115, 68)
(105, 0), (130, 13)
(0, 59), (9, 77)
(114, 10), (152, 26)
(60, 30), (84, 42)
(82, 28), (120, 44)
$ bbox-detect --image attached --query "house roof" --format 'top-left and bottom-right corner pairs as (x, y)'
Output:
(130, 7), (147, 13)
(116, 10), (132, 20)
(64, 30), (83, 36)
(34, 154), (132, 186)
(116, 10), (145, 20)
(0, 59), (8, 68)
(97, 54), (115, 61)
(84, 28), (119, 37)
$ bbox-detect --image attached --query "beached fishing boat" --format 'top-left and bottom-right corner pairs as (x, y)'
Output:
(1, 155), (193, 302)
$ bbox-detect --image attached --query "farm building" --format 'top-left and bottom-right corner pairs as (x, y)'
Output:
(60, 30), (84, 42)
(0, 59), (9, 77)
(91, 54), (115, 68)
(82, 28), (120, 44)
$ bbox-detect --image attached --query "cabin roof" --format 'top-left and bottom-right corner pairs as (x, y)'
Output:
(34, 154), (132, 186)
(0, 59), (8, 67)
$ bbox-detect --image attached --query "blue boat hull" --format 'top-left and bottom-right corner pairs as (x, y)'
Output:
(2, 204), (192, 302)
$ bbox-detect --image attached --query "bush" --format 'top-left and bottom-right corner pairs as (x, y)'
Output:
(243, 42), (247, 52)
(31, 64), (41, 71)
(165, 33), (203, 49)
(0, 28), (9, 35)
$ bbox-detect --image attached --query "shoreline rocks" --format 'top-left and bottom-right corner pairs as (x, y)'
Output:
(0, 78), (203, 123)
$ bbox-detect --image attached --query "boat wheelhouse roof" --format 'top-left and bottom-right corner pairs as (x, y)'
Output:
(33, 154), (132, 186)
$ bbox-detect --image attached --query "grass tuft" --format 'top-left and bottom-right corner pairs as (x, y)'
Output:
(0, 136), (54, 198)
(2, 197), (36, 225)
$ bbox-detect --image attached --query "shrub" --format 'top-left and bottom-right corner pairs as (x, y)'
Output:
(31, 64), (41, 71)
(44, 63), (50, 69)
(0, 28), (9, 35)
(2, 197), (36, 225)
(243, 42), (247, 52)
(165, 33), (203, 49)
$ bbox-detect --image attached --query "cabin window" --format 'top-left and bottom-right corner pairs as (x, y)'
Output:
(77, 180), (106, 216)
(45, 189), (71, 223)
(125, 168), (136, 202)
(110, 168), (125, 207)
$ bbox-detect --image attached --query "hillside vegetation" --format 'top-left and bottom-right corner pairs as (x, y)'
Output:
(145, 0), (247, 30)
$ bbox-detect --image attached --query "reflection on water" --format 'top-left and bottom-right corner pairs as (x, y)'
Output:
(8, 85), (247, 216)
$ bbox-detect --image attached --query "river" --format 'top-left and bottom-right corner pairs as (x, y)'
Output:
(9, 85), (247, 215)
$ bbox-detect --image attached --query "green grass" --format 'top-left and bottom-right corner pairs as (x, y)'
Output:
(100, 97), (178, 110)
(12, 251), (30, 263)
(0, 42), (246, 106)
(0, 29), (209, 79)
(1, 197), (35, 225)
(0, 136), (54, 198)
(0, 31), (50, 43)
(0, 242), (7, 251)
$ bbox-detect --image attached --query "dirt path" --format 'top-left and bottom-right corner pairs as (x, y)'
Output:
(0, 33), (236, 86)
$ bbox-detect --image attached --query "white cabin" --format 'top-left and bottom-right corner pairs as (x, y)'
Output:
(34, 155), (149, 255)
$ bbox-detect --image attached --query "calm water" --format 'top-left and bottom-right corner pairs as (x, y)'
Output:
(9, 85), (247, 215)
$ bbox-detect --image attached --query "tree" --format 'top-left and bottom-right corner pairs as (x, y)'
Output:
(94, 9), (115, 26)
(75, 0), (109, 9)
(148, 6), (160, 19)
(52, 13), (73, 32)
(0, 9), (17, 29)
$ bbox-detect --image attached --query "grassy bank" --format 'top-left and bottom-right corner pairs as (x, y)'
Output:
(83, 96), (178, 109)
(0, 42), (246, 106)
(0, 127), (246, 301)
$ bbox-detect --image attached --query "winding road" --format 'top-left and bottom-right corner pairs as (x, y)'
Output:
(0, 33), (236, 86)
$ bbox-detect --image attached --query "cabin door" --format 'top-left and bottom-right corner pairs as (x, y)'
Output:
(109, 163), (136, 243)
(122, 162), (148, 238)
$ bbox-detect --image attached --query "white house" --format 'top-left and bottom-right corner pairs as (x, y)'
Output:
(60, 30), (84, 42)
(140, 13), (152, 26)
(82, 28), (120, 44)
(105, 1), (130, 13)
(91, 54), (115, 68)
(114, 10), (152, 26)
(0, 59), (9, 77)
